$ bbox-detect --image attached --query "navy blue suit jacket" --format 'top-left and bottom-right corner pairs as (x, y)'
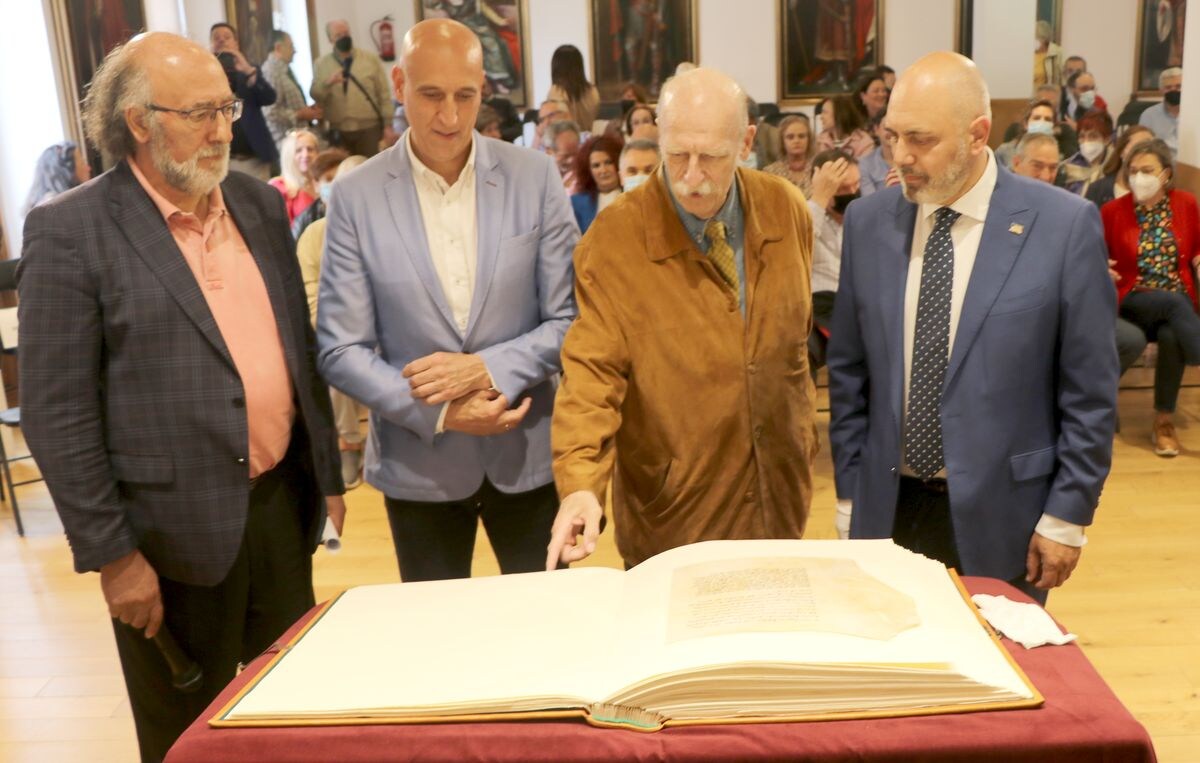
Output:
(827, 166), (1118, 580)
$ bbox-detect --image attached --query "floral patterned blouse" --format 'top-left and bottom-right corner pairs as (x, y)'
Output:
(1135, 196), (1185, 293)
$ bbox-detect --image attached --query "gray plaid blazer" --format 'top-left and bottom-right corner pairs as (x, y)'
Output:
(18, 161), (343, 586)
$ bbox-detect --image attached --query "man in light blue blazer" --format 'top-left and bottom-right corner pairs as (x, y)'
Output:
(317, 19), (578, 581)
(828, 53), (1118, 604)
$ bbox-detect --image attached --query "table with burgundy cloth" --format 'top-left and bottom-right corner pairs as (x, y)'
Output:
(166, 577), (1156, 763)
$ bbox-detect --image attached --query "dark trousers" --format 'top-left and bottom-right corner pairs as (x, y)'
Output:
(384, 479), (560, 581)
(1120, 289), (1199, 411)
(111, 453), (315, 762)
(808, 290), (837, 381)
(893, 477), (1048, 606)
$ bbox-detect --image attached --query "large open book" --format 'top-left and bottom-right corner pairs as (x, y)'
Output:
(213, 540), (1041, 730)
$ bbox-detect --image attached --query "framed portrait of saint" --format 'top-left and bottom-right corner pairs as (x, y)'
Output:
(589, 0), (698, 102)
(1135, 0), (1186, 95)
(417, 0), (530, 107)
(224, 0), (275, 66)
(46, 0), (145, 173)
(779, 0), (883, 103)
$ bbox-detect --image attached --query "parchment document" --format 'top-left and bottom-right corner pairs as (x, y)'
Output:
(667, 557), (920, 642)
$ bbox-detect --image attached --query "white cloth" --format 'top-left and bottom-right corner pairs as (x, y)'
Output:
(971, 593), (1077, 649)
(406, 130), (478, 335)
(598, 188), (621, 213)
(839, 149), (1085, 547)
(807, 200), (843, 294)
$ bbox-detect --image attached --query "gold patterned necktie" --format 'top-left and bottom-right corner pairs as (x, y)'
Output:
(704, 220), (738, 292)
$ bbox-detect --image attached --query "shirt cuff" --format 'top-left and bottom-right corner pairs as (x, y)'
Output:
(435, 402), (450, 435)
(1035, 514), (1087, 547)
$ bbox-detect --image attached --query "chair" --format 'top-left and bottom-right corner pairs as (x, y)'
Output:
(0, 258), (42, 536)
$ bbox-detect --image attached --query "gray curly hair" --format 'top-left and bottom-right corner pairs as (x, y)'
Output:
(82, 41), (152, 166)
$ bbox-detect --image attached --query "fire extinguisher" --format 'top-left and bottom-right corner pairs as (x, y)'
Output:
(371, 15), (395, 62)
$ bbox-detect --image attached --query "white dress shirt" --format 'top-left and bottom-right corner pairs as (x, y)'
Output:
(406, 131), (491, 433)
(839, 149), (1084, 548)
(807, 200), (843, 294)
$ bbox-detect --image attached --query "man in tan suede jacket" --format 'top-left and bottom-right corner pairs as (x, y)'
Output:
(547, 68), (818, 570)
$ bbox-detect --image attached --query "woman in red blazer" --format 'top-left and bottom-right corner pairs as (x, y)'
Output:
(1101, 139), (1200, 456)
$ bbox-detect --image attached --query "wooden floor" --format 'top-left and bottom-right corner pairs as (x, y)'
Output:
(1, 377), (1197, 762)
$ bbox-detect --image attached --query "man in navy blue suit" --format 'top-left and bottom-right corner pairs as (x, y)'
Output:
(828, 52), (1118, 604)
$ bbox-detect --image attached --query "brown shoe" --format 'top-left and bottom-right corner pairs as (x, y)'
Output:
(1152, 420), (1180, 457)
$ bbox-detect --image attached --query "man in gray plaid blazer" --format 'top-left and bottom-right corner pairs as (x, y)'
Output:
(18, 33), (343, 762)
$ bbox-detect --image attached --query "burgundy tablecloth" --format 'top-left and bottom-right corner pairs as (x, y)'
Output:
(166, 577), (1156, 763)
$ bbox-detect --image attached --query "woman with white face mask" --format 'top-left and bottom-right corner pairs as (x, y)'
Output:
(1101, 139), (1200, 457)
(1063, 112), (1113, 196)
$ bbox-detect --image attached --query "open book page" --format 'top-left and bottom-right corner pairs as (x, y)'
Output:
(224, 566), (626, 720)
(601, 540), (1032, 709)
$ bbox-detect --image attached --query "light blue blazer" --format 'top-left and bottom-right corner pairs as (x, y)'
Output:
(827, 166), (1118, 580)
(316, 135), (579, 501)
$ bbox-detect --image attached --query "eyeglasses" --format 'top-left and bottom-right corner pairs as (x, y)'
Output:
(146, 99), (244, 126)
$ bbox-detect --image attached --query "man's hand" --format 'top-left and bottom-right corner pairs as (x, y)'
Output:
(100, 550), (163, 638)
(326, 69), (346, 87)
(229, 50), (255, 76)
(403, 352), (492, 405)
(884, 167), (902, 188)
(810, 157), (848, 210)
(1108, 258), (1121, 283)
(1025, 533), (1082, 590)
(443, 389), (531, 435)
(297, 105), (324, 122)
(325, 495), (347, 535)
(545, 491), (604, 570)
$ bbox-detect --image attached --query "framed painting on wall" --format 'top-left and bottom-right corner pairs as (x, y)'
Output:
(589, 0), (697, 102)
(47, 0), (146, 173)
(417, 0), (530, 107)
(779, 0), (884, 104)
(1135, 0), (1186, 94)
(224, 0), (275, 66)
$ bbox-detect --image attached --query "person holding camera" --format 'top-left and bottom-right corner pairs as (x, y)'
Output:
(311, 19), (396, 157)
(210, 22), (278, 179)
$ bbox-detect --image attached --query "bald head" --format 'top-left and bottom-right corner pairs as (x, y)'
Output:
(130, 32), (228, 101)
(393, 19), (484, 184)
(658, 67), (748, 140)
(401, 18), (482, 73)
(883, 52), (992, 205)
(891, 52), (991, 128)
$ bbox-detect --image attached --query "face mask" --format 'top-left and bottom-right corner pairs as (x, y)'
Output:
(622, 173), (649, 192)
(319, 183), (333, 203)
(1165, 90), (1182, 106)
(335, 36), (353, 53)
(1129, 172), (1163, 203)
(832, 192), (860, 215)
(1077, 90), (1096, 110)
(1026, 120), (1054, 135)
(1079, 140), (1105, 163)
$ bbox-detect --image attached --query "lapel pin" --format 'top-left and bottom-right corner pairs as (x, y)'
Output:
(1008, 222), (1024, 235)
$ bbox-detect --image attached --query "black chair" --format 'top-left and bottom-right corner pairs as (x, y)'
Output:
(0, 258), (42, 536)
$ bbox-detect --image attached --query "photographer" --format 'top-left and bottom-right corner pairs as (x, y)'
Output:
(210, 22), (278, 179)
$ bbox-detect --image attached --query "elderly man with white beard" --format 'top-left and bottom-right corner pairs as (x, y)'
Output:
(18, 32), (343, 761)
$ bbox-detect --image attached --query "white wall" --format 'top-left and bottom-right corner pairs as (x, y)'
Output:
(698, 0), (775, 103)
(180, 0), (224, 44)
(0, 2), (67, 256)
(1178, 0), (1199, 168)
(527, 0), (589, 105)
(971, 0), (1036, 99)
(144, 0), (185, 35)
(1060, 0), (1138, 118)
(884, 0), (955, 76)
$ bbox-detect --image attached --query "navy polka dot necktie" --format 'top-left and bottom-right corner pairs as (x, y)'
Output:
(905, 206), (960, 478)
